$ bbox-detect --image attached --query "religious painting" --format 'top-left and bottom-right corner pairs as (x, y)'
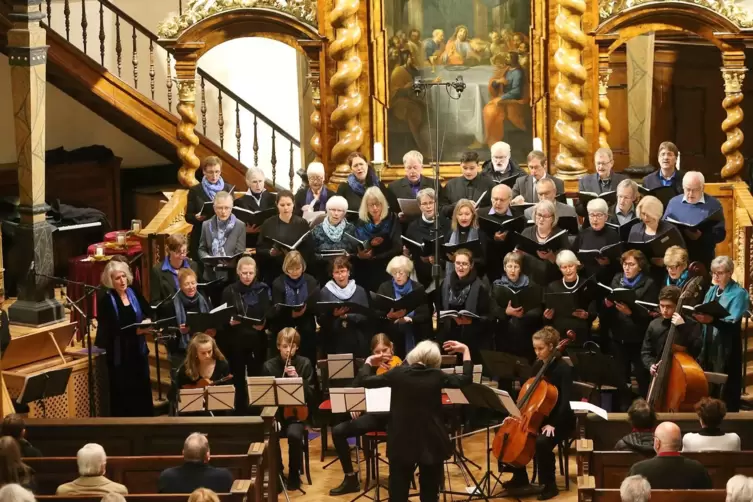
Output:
(385, 0), (533, 165)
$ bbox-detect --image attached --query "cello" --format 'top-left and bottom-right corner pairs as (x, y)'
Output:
(646, 264), (708, 412)
(492, 330), (574, 467)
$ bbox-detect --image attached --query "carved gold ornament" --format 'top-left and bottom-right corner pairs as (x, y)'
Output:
(599, 0), (753, 27)
(158, 0), (317, 39)
(176, 78), (197, 102)
(722, 67), (746, 94)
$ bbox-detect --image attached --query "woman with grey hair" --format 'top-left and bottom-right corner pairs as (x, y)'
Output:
(726, 474), (753, 502)
(693, 255), (749, 411)
(96, 260), (154, 416)
(357, 339), (472, 502)
(186, 156), (232, 262)
(403, 187), (451, 288)
(543, 250), (596, 347)
(312, 195), (357, 255)
(236, 166), (276, 247)
(575, 197), (621, 281)
(198, 191), (247, 282)
(294, 162), (329, 214)
(517, 200), (568, 285)
(375, 256), (431, 357)
(619, 475), (650, 502)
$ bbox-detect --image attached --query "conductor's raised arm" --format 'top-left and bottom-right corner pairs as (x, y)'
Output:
(441, 341), (472, 388)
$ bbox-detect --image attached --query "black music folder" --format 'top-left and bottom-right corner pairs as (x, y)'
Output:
(402, 236), (442, 258)
(544, 276), (594, 312)
(638, 185), (675, 207)
(577, 242), (623, 265)
(122, 317), (176, 331)
(514, 229), (568, 255)
(197, 201), (216, 219)
(555, 215), (579, 235)
(316, 300), (373, 317)
(625, 227), (685, 259)
(493, 284), (543, 311)
(202, 252), (247, 268)
(274, 294), (319, 316)
(664, 209), (724, 233)
(343, 233), (370, 251)
(493, 172), (524, 188)
(186, 304), (236, 332)
(596, 282), (637, 305)
(232, 206), (276, 226)
(346, 210), (360, 223)
(579, 191), (617, 207)
(477, 215), (526, 236)
(480, 350), (533, 380)
(605, 217), (640, 242)
(682, 300), (730, 319)
(269, 230), (312, 252)
(370, 290), (426, 315)
(510, 203), (536, 217)
(438, 309), (481, 320)
(635, 300), (660, 315)
(555, 193), (567, 204)
(442, 238), (482, 258)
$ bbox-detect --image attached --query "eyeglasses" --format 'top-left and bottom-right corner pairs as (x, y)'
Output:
(588, 213), (606, 219)
(595, 161), (613, 167)
(711, 270), (730, 276)
(536, 214), (554, 220)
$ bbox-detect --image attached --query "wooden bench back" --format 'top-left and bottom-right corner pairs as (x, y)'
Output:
(579, 488), (727, 502)
(36, 494), (245, 502)
(24, 415), (275, 456)
(590, 451), (753, 489)
(26, 453), (258, 496)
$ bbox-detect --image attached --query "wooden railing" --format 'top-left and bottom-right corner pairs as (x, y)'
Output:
(37, 0), (300, 191)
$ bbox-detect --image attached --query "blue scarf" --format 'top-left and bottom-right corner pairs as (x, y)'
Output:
(347, 172), (377, 196)
(409, 177), (422, 197)
(201, 176), (225, 200)
(306, 187), (329, 210)
(210, 215), (238, 256)
(108, 287), (146, 367)
(284, 275), (309, 306)
(355, 214), (393, 240)
(393, 279), (415, 318)
(621, 273), (644, 289)
(238, 281), (270, 307)
(161, 256), (190, 289)
(494, 274), (530, 290)
(173, 291), (210, 350)
(667, 269), (689, 288)
(321, 217), (347, 242)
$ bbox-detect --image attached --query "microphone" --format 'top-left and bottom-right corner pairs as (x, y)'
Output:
(413, 77), (423, 96)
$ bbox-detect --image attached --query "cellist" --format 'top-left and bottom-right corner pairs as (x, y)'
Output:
(502, 326), (574, 501)
(261, 328), (315, 492)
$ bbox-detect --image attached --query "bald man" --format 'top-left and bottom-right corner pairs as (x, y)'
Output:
(481, 141), (523, 184)
(627, 422), (711, 489)
(158, 433), (233, 494)
(478, 184), (517, 281)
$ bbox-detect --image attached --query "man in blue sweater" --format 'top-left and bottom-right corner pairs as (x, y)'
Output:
(662, 171), (725, 268)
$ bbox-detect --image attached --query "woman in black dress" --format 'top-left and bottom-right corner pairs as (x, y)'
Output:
(257, 190), (312, 285)
(543, 250), (596, 347)
(403, 187), (451, 289)
(336, 151), (396, 212)
(150, 234), (199, 317)
(628, 196), (686, 282)
(166, 268), (214, 371)
(504, 326), (574, 500)
(270, 251), (320, 365)
(220, 256), (272, 413)
(353, 186), (402, 293)
(575, 198), (621, 282)
(186, 156), (232, 264)
(235, 166), (277, 248)
(517, 200), (569, 286)
(97, 260), (154, 417)
(376, 256), (432, 358)
(294, 162), (329, 214)
(311, 195), (358, 283)
(318, 256), (372, 357)
(443, 199), (487, 279)
(175, 333), (231, 389)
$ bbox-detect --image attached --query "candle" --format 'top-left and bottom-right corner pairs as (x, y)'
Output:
(677, 151), (681, 170)
(95, 246), (104, 257)
(131, 219), (142, 232)
(373, 142), (384, 164)
(116, 232), (126, 246)
(533, 137), (543, 152)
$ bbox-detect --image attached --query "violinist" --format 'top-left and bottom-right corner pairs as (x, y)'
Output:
(261, 328), (315, 492)
(176, 333), (230, 390)
(329, 334), (394, 496)
(503, 327), (573, 501)
(641, 286), (702, 381)
(167, 269), (214, 371)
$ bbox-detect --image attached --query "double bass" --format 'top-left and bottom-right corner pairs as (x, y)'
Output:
(492, 331), (574, 467)
(646, 265), (708, 412)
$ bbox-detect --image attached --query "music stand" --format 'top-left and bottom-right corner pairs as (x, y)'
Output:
(17, 367), (72, 418)
(207, 385), (235, 413)
(569, 351), (626, 410)
(178, 388), (205, 414)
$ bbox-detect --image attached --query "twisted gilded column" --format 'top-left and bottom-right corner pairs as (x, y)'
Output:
(309, 69), (322, 162)
(329, 0), (364, 184)
(176, 78), (201, 187)
(553, 0), (588, 176)
(598, 52), (612, 150)
(721, 51), (747, 180)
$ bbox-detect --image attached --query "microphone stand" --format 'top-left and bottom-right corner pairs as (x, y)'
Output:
(411, 76), (466, 334)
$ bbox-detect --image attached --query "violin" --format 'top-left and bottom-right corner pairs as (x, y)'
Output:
(282, 344), (309, 422)
(182, 374), (233, 389)
(377, 355), (403, 375)
(492, 331), (574, 467)
(646, 262), (708, 412)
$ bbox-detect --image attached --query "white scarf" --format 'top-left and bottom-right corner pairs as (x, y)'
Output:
(325, 279), (357, 301)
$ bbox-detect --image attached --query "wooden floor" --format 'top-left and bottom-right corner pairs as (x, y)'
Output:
(280, 429), (578, 501)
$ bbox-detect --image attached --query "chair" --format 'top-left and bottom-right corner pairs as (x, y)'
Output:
(705, 371), (728, 399)
(316, 356), (362, 466)
(351, 431), (389, 502)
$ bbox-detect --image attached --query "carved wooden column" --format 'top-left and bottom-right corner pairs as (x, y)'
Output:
(7, 0), (64, 326)
(721, 50), (747, 180)
(597, 51), (612, 149)
(553, 0), (588, 176)
(168, 42), (203, 187)
(329, 0), (364, 184)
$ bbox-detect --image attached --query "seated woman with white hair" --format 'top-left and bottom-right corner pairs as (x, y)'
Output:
(375, 256), (431, 358)
(294, 162), (329, 214)
(726, 474), (753, 502)
(56, 443), (127, 495)
(96, 260), (154, 417)
(236, 166), (277, 247)
(357, 339), (472, 502)
(619, 475), (650, 502)
(543, 250), (596, 347)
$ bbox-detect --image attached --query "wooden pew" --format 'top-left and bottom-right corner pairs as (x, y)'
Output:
(24, 412), (278, 502)
(36, 492), (246, 502)
(26, 443), (265, 502)
(575, 411), (753, 450)
(578, 476), (726, 502)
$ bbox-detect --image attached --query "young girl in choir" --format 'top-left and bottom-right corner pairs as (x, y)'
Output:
(329, 333), (394, 496)
(261, 328), (315, 492)
(504, 326), (574, 500)
(176, 333), (230, 390)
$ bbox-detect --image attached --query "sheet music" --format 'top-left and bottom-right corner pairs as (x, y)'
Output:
(443, 388), (469, 405)
(327, 354), (354, 380)
(207, 385), (235, 411)
(398, 198), (421, 217)
(178, 388), (205, 413)
(246, 376), (276, 406)
(274, 377), (305, 405)
(493, 389), (521, 418)
(330, 388), (365, 413)
(365, 387), (391, 413)
(570, 401), (608, 420)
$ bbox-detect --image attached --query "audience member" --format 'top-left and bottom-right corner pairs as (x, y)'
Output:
(100, 494), (126, 502)
(56, 443), (125, 495)
(0, 484), (35, 502)
(619, 475), (650, 502)
(0, 438), (33, 493)
(187, 487), (220, 502)
(614, 399), (656, 455)
(0, 416), (40, 458)
(627, 421), (712, 489)
(682, 397), (741, 452)
(158, 433), (233, 494)
(726, 475), (753, 502)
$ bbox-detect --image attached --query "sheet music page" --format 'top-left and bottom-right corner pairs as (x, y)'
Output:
(398, 198), (421, 217)
(365, 387), (391, 413)
(443, 388), (469, 405)
(493, 389), (521, 418)
(210, 303), (229, 314)
(570, 401), (608, 420)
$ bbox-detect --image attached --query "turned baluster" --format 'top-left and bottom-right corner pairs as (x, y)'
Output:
(46, 0), (51, 25)
(98, 1), (105, 65)
(218, 90), (225, 148)
(64, 0), (70, 40)
(81, 0), (88, 54)
(200, 76), (207, 135)
(132, 27), (138, 89)
(115, 15), (122, 77)
(149, 41), (155, 100)
(253, 115), (259, 168)
(166, 52), (173, 112)
(289, 141), (294, 190)
(271, 130), (277, 186)
(236, 102), (241, 160)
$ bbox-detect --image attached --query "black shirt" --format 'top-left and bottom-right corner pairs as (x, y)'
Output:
(628, 454), (712, 489)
